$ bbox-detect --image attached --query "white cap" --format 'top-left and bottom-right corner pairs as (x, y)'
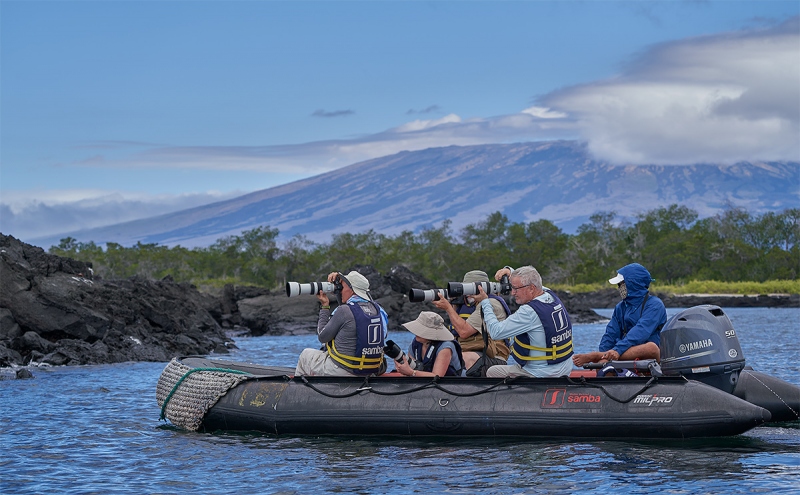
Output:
(608, 273), (624, 285)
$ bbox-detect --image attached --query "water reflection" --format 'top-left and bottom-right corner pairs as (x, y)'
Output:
(185, 431), (800, 494)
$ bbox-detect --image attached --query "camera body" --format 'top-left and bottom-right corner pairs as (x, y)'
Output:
(383, 340), (420, 370)
(408, 288), (449, 303)
(285, 280), (343, 297)
(447, 275), (511, 297)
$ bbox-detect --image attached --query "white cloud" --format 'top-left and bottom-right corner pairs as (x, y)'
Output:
(393, 113), (462, 132)
(75, 111), (571, 176)
(521, 106), (568, 119)
(540, 16), (800, 164)
(0, 190), (243, 244)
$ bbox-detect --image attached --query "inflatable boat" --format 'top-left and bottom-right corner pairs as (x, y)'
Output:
(157, 356), (773, 439)
(155, 305), (799, 439)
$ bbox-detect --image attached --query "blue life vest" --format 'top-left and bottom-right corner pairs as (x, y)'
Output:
(326, 300), (386, 375)
(511, 290), (573, 365)
(410, 340), (465, 376)
(453, 301), (477, 336)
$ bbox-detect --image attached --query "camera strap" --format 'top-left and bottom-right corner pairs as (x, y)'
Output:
(463, 305), (496, 378)
(480, 306), (489, 353)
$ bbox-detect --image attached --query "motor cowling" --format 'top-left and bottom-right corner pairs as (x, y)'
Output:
(660, 305), (746, 394)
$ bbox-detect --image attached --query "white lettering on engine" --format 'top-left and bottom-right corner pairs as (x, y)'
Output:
(679, 339), (713, 353)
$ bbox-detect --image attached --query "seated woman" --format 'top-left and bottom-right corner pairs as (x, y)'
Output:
(394, 312), (466, 377)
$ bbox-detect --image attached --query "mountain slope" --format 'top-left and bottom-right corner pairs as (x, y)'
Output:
(30, 140), (799, 248)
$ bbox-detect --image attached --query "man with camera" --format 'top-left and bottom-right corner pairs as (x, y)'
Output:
(472, 265), (574, 378)
(295, 270), (389, 376)
(430, 270), (510, 372)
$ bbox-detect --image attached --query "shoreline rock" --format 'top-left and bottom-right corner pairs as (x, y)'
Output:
(0, 234), (234, 371)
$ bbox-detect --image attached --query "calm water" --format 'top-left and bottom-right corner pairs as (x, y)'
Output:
(3, 307), (799, 495)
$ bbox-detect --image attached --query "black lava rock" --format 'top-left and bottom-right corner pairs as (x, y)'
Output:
(0, 234), (233, 369)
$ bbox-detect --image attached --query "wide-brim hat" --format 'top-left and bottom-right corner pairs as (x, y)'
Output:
(342, 271), (371, 300)
(463, 270), (489, 283)
(402, 311), (454, 342)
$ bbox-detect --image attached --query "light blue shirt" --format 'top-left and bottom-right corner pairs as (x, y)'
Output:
(480, 290), (573, 377)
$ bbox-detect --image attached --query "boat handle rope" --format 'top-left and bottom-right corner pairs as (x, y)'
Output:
(299, 375), (435, 398)
(743, 370), (799, 419)
(429, 377), (520, 397)
(568, 376), (658, 404)
(160, 367), (251, 421)
(299, 375), (520, 399)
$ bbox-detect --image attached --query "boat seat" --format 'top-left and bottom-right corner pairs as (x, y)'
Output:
(569, 369), (598, 378)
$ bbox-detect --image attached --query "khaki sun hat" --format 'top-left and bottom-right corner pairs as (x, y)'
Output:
(462, 270), (489, 283)
(402, 311), (454, 342)
(342, 271), (371, 300)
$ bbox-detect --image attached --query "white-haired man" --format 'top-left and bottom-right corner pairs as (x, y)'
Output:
(295, 270), (388, 376)
(472, 265), (574, 378)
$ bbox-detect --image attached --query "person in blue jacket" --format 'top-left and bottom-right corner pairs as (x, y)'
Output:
(572, 263), (667, 368)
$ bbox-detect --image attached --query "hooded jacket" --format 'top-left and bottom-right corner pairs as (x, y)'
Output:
(599, 263), (667, 356)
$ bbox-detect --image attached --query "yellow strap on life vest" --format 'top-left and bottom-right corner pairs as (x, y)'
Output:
(326, 341), (384, 371)
(448, 312), (472, 334)
(512, 337), (573, 361)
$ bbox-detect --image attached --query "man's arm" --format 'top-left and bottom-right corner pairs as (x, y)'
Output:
(317, 305), (353, 343)
(494, 266), (514, 281)
(431, 298), (476, 339)
(480, 299), (536, 340)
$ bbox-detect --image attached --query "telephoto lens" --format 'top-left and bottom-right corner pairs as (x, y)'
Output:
(447, 281), (501, 296)
(383, 340), (405, 364)
(285, 281), (336, 297)
(408, 288), (449, 303)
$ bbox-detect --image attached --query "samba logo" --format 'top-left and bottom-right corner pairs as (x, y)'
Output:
(542, 388), (566, 407)
(567, 393), (601, 403)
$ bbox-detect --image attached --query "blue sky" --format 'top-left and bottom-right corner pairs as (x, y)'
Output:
(1, 1), (798, 242)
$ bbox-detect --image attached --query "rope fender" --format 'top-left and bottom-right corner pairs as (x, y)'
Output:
(156, 358), (251, 431)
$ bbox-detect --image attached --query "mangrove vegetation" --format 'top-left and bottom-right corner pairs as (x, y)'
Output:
(48, 204), (800, 294)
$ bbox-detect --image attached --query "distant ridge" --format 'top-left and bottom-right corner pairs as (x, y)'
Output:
(29, 140), (800, 248)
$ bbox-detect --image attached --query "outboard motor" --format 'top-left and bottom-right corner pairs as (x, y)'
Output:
(660, 305), (746, 394)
